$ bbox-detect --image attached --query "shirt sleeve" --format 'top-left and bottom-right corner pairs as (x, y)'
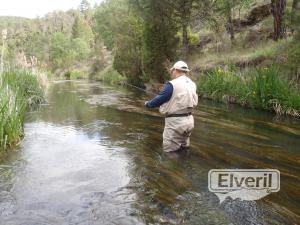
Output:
(146, 82), (173, 108)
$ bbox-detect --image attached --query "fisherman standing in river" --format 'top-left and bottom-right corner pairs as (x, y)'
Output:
(145, 61), (198, 152)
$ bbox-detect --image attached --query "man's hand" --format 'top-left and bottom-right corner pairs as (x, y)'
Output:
(144, 101), (149, 107)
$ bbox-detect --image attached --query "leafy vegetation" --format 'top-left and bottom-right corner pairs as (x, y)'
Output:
(90, 66), (126, 84)
(0, 0), (300, 116)
(0, 71), (44, 151)
(198, 67), (300, 117)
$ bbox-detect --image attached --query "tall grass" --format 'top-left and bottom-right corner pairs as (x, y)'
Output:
(0, 71), (44, 151)
(198, 67), (300, 117)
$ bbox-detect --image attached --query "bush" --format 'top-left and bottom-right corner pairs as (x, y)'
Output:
(70, 71), (82, 79)
(198, 67), (300, 117)
(287, 40), (300, 77)
(93, 66), (127, 84)
(249, 67), (300, 116)
(199, 68), (249, 104)
(0, 71), (44, 151)
(177, 28), (200, 48)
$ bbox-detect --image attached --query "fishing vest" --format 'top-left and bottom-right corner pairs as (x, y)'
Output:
(159, 75), (198, 115)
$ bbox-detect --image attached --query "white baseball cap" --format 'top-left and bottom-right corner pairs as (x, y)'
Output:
(170, 61), (190, 72)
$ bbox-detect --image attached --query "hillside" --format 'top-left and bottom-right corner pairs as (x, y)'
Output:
(1, 0), (299, 116)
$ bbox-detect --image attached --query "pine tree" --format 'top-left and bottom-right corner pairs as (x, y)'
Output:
(79, 0), (92, 20)
(71, 15), (94, 44)
(133, 0), (179, 83)
(271, 0), (286, 41)
(291, 0), (299, 33)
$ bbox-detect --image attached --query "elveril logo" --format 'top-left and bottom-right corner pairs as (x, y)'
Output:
(208, 169), (280, 203)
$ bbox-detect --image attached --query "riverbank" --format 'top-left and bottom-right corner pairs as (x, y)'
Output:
(0, 71), (44, 151)
(196, 67), (300, 118)
(86, 65), (300, 118)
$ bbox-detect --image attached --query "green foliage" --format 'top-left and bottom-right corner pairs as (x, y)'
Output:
(198, 67), (300, 117)
(65, 70), (83, 79)
(50, 32), (75, 69)
(50, 32), (91, 71)
(289, 41), (300, 65)
(72, 38), (91, 60)
(72, 15), (94, 44)
(93, 0), (127, 50)
(80, 0), (91, 14)
(250, 67), (300, 116)
(199, 68), (249, 104)
(93, 0), (145, 86)
(177, 28), (200, 48)
(113, 16), (144, 86)
(1, 0), (299, 98)
(93, 66), (127, 84)
(0, 71), (44, 151)
(139, 0), (179, 83)
(22, 32), (49, 63)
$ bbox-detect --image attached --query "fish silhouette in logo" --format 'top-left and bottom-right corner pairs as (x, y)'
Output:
(215, 189), (271, 203)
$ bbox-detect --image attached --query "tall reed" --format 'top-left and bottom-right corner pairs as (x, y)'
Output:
(198, 67), (300, 117)
(0, 71), (44, 151)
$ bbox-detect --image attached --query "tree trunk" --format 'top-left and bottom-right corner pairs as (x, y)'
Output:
(227, 12), (235, 42)
(291, 0), (299, 33)
(292, 0), (299, 14)
(181, 0), (192, 60)
(225, 2), (234, 43)
(271, 0), (287, 41)
(182, 21), (189, 60)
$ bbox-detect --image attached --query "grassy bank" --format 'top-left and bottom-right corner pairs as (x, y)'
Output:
(0, 71), (44, 151)
(90, 66), (127, 84)
(197, 67), (300, 117)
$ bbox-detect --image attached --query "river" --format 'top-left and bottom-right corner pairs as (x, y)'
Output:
(0, 80), (299, 225)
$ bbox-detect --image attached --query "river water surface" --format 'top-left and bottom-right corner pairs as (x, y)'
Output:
(0, 80), (299, 225)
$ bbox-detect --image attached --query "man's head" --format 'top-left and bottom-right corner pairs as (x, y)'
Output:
(170, 61), (190, 79)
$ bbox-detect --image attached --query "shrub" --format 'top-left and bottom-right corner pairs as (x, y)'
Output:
(93, 66), (127, 84)
(70, 71), (82, 79)
(199, 68), (248, 102)
(198, 67), (300, 117)
(249, 67), (300, 116)
(0, 71), (44, 151)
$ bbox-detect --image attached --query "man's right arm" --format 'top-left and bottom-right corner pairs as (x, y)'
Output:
(145, 82), (173, 108)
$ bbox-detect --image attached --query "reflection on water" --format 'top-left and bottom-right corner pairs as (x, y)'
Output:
(0, 80), (299, 225)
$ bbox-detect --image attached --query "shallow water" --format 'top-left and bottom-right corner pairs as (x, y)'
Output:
(0, 80), (299, 225)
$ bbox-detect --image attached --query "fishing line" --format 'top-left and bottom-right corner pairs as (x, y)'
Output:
(123, 82), (156, 95)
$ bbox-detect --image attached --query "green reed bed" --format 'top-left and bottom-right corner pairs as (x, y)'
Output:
(198, 67), (300, 117)
(0, 71), (44, 151)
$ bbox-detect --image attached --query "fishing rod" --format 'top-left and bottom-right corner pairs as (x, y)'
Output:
(123, 82), (157, 96)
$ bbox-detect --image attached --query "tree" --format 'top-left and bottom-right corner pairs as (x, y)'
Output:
(171, 0), (216, 59)
(225, 0), (235, 42)
(79, 0), (92, 20)
(72, 38), (90, 60)
(93, 0), (126, 50)
(291, 0), (299, 33)
(271, 0), (286, 41)
(216, 0), (253, 43)
(93, 0), (145, 85)
(113, 16), (144, 85)
(50, 32), (75, 69)
(132, 0), (179, 83)
(72, 15), (94, 44)
(171, 0), (194, 59)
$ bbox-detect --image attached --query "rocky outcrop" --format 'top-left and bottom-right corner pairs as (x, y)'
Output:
(232, 4), (272, 32)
